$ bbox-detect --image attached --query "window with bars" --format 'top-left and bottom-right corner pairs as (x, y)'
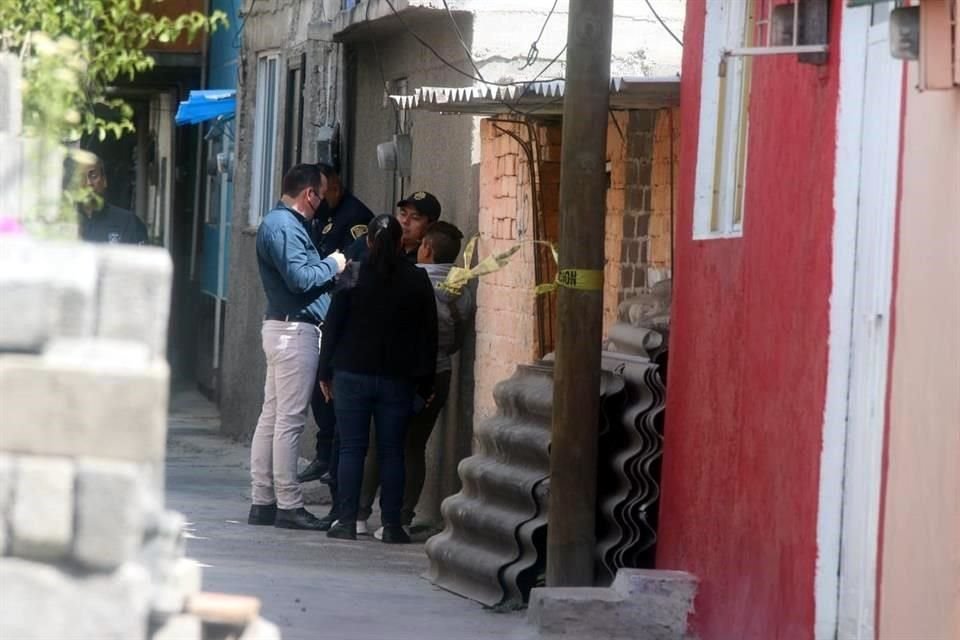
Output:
(727, 0), (830, 62)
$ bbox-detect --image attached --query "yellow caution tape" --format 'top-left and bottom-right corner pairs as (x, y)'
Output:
(438, 236), (603, 295)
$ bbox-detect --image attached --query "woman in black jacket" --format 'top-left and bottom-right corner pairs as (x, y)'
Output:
(318, 214), (438, 543)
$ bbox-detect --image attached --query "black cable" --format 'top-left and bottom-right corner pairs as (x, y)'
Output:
(435, 0), (568, 119)
(440, 0), (487, 82)
(644, 0), (683, 47)
(233, 0), (258, 49)
(521, 0), (560, 69)
(609, 109), (626, 143)
(364, 0), (401, 134)
(383, 0), (564, 87)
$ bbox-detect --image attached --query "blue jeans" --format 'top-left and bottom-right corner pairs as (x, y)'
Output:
(333, 371), (416, 526)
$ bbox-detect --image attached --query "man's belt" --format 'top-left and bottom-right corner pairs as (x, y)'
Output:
(264, 312), (323, 327)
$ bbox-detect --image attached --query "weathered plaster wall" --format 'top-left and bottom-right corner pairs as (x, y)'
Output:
(655, 1), (843, 638)
(347, 16), (478, 223)
(339, 16), (483, 521)
(452, 0), (684, 79)
(877, 69), (960, 640)
(220, 0), (318, 439)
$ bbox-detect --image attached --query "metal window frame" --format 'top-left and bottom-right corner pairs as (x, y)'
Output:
(724, 0), (831, 61)
(249, 52), (281, 227)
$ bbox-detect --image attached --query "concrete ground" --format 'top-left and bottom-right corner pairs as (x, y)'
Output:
(165, 391), (530, 640)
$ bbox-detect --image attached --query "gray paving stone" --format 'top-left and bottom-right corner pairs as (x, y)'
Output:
(74, 459), (145, 570)
(528, 569), (697, 640)
(151, 558), (203, 618)
(0, 239), (97, 352)
(0, 453), (13, 555)
(9, 456), (73, 561)
(240, 617), (282, 640)
(96, 246), (173, 358)
(151, 614), (202, 640)
(0, 557), (150, 640)
(0, 350), (169, 462)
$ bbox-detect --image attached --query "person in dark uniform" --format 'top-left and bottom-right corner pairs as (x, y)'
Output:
(343, 190), (442, 264)
(309, 164), (374, 260)
(297, 165), (374, 523)
(299, 189), (442, 533)
(77, 156), (148, 245)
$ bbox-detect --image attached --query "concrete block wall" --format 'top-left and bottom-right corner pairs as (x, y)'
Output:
(619, 109), (678, 302)
(605, 111), (630, 332)
(0, 237), (279, 640)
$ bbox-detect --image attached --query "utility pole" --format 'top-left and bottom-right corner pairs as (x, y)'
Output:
(546, 0), (614, 586)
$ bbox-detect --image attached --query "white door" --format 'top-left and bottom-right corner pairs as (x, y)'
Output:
(837, 3), (903, 638)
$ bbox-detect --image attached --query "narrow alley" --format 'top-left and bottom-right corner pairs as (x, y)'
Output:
(165, 391), (530, 640)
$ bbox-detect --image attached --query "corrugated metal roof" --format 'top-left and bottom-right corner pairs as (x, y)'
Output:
(389, 76), (680, 115)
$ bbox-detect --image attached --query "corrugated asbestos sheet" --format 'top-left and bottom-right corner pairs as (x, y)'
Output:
(595, 351), (667, 584)
(424, 361), (626, 608)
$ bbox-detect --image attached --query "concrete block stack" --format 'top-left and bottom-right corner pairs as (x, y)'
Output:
(527, 569), (698, 640)
(0, 237), (279, 640)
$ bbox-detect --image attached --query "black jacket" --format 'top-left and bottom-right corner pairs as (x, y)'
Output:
(318, 260), (438, 394)
(310, 192), (374, 257)
(79, 204), (148, 244)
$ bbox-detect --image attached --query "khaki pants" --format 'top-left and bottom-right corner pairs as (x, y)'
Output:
(250, 320), (321, 510)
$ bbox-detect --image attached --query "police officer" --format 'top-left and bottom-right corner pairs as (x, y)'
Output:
(310, 164), (374, 262)
(344, 190), (442, 263)
(77, 155), (148, 245)
(297, 165), (374, 517)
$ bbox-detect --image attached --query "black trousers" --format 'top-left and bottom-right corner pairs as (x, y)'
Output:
(311, 378), (337, 459)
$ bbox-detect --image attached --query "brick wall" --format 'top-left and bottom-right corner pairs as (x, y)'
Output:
(649, 108), (679, 282)
(605, 111), (629, 331)
(474, 120), (543, 425)
(472, 109), (677, 423)
(473, 115), (630, 424)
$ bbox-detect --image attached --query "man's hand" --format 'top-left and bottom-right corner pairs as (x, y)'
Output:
(319, 380), (334, 403)
(329, 251), (347, 274)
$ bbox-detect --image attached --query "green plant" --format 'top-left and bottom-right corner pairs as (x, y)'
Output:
(0, 0), (225, 235)
(1, 0), (227, 143)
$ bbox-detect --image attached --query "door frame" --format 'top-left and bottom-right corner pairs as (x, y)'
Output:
(817, 4), (904, 639)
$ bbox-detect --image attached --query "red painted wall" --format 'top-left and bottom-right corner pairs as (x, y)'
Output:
(656, 2), (843, 638)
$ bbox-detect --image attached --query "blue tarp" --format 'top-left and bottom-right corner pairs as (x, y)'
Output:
(175, 90), (236, 126)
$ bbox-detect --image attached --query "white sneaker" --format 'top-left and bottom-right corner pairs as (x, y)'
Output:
(356, 520), (369, 535)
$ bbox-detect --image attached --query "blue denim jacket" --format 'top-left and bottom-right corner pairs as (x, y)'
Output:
(256, 202), (340, 323)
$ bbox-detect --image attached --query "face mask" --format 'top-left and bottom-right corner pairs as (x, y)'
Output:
(307, 190), (320, 216)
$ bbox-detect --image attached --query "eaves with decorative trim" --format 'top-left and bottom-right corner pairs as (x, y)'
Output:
(388, 76), (681, 115)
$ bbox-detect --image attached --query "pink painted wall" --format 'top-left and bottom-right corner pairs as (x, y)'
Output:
(878, 67), (960, 640)
(655, 1), (843, 638)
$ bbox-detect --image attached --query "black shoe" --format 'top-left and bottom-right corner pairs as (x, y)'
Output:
(274, 508), (326, 530)
(248, 503), (277, 526)
(380, 524), (411, 544)
(327, 521), (357, 541)
(316, 510), (338, 531)
(297, 458), (330, 483)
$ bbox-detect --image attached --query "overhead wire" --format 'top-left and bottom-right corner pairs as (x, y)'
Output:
(521, 0), (560, 69)
(437, 0), (567, 117)
(643, 0), (683, 47)
(364, 0), (401, 134)
(383, 0), (564, 88)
